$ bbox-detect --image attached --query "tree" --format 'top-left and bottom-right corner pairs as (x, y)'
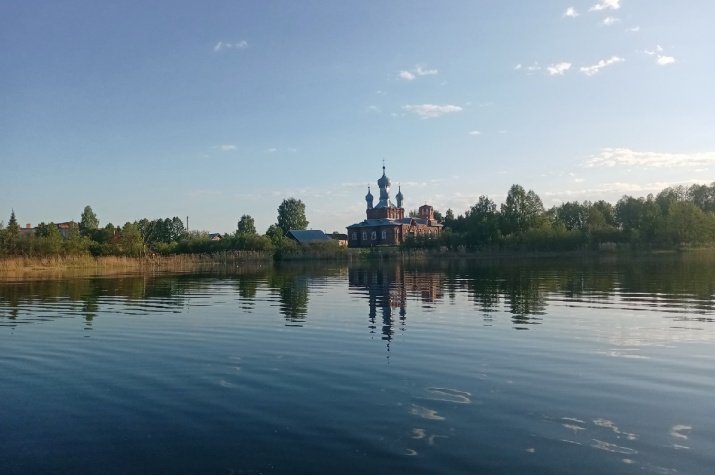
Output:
(666, 201), (714, 245)
(5, 210), (19, 254)
(433, 210), (443, 222)
(590, 200), (616, 228)
(169, 217), (185, 241)
(466, 196), (500, 245)
(118, 222), (144, 257)
(408, 209), (419, 218)
(34, 222), (64, 255)
(615, 195), (643, 232)
(500, 185), (544, 237)
(79, 206), (99, 236)
(445, 208), (455, 222)
(237, 214), (257, 235)
(554, 201), (588, 231)
(276, 198), (308, 235)
(688, 182), (715, 213)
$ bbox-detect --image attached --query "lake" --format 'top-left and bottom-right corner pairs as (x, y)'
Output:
(1, 254), (714, 474)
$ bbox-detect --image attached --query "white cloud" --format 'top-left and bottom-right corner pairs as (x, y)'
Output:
(602, 17), (620, 26)
(563, 7), (579, 18)
(214, 40), (248, 52)
(583, 148), (715, 168)
(215, 145), (237, 152)
(520, 62), (542, 73)
(657, 55), (675, 65)
(402, 104), (463, 119)
(589, 0), (620, 12)
(547, 62), (571, 75)
(514, 64), (522, 70)
(398, 64), (438, 81)
(469, 130), (482, 136)
(627, 26), (640, 32)
(266, 148), (277, 153)
(580, 56), (624, 76)
(367, 105), (380, 112)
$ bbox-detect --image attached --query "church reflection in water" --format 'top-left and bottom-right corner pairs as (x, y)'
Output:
(348, 265), (444, 354)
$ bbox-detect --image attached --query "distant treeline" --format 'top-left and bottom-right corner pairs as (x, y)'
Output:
(0, 198), (346, 260)
(407, 182), (715, 252)
(3, 183), (715, 260)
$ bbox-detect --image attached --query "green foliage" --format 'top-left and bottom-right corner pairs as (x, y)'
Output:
(33, 222), (64, 255)
(554, 201), (588, 231)
(8, 210), (18, 233)
(500, 185), (544, 238)
(667, 201), (714, 245)
(135, 217), (185, 249)
(615, 195), (643, 231)
(277, 198), (308, 235)
(118, 222), (144, 257)
(79, 206), (99, 236)
(237, 214), (257, 235)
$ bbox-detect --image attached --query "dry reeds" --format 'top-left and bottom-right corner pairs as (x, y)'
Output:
(0, 251), (273, 278)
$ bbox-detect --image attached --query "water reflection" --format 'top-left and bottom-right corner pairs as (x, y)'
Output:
(2, 254), (715, 337)
(348, 264), (445, 352)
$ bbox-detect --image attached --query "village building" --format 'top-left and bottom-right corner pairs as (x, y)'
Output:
(286, 229), (333, 243)
(346, 166), (442, 248)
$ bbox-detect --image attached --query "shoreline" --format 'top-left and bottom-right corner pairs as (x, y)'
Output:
(2, 247), (712, 279)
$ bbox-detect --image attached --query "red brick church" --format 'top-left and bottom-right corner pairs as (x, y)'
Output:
(346, 166), (442, 247)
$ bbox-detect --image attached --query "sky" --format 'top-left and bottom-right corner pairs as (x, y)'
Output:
(2, 0), (714, 234)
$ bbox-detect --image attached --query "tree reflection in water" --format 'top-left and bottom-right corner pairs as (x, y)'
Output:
(3, 253), (715, 332)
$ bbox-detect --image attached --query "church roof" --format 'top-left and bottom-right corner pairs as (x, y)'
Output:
(286, 230), (333, 243)
(347, 218), (443, 228)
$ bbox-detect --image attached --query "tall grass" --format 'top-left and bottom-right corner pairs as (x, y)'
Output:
(0, 251), (272, 276)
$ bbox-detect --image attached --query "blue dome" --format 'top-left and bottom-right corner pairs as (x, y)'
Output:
(377, 166), (391, 188)
(365, 186), (373, 201)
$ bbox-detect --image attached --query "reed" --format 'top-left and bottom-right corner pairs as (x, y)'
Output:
(0, 251), (273, 275)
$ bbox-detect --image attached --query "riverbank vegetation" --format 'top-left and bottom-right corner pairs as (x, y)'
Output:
(411, 182), (715, 252)
(3, 183), (715, 269)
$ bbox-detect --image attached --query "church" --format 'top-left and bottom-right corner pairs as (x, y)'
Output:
(346, 166), (443, 248)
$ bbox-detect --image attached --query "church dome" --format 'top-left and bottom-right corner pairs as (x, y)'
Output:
(365, 186), (374, 209)
(395, 186), (403, 200)
(377, 166), (391, 188)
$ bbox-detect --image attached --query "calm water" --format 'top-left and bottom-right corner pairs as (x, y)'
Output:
(1, 255), (714, 474)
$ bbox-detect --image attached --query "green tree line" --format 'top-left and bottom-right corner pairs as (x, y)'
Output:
(0, 199), (317, 258)
(408, 182), (715, 251)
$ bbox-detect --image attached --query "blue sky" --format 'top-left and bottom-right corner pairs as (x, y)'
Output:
(2, 0), (714, 234)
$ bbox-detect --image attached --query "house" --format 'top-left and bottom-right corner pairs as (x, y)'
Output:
(55, 222), (75, 238)
(330, 232), (349, 246)
(346, 166), (442, 248)
(17, 221), (78, 238)
(18, 224), (34, 237)
(286, 230), (333, 243)
(208, 233), (222, 241)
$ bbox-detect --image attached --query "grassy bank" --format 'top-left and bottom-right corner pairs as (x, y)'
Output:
(0, 251), (272, 277)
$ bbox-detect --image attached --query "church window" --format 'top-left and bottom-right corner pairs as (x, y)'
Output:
(352, 232), (357, 240)
(362, 231), (367, 240)
(371, 231), (376, 240)
(381, 230), (386, 239)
